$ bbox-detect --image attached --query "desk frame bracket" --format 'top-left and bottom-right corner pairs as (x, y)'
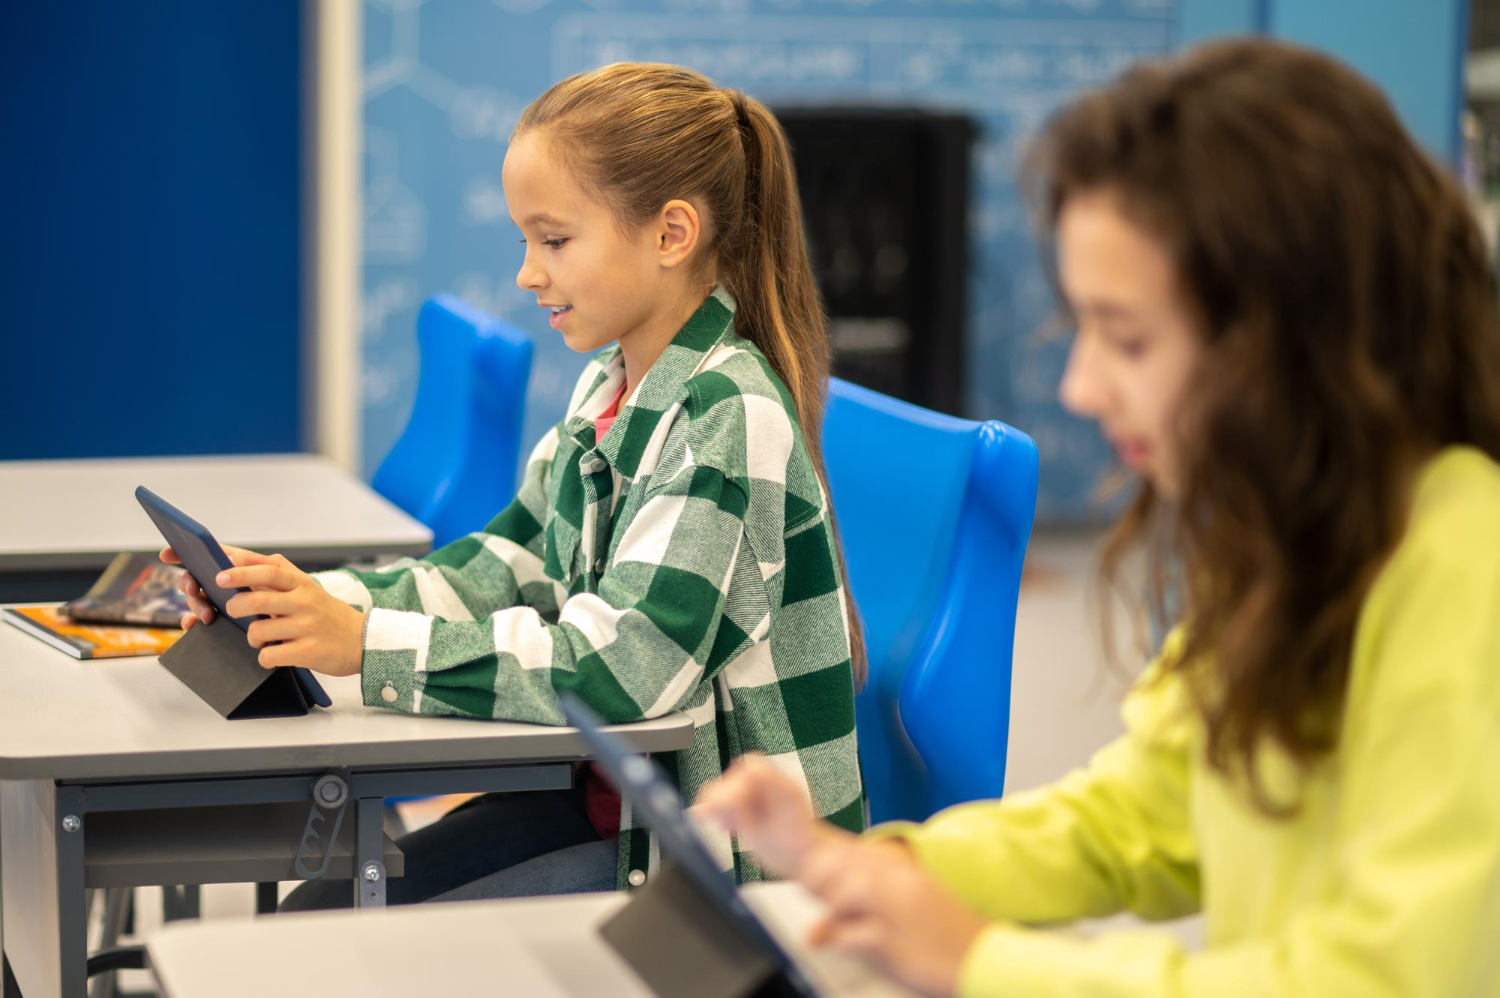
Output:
(293, 769), (350, 881)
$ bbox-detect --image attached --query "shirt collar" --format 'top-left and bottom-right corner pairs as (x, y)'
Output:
(566, 286), (738, 478)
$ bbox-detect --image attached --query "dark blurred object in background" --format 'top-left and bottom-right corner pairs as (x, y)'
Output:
(777, 109), (974, 417)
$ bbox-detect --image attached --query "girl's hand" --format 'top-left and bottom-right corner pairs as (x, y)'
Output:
(800, 836), (988, 998)
(160, 546), (366, 677)
(161, 543), (260, 630)
(696, 753), (853, 877)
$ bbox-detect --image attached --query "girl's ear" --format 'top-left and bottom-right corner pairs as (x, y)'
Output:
(655, 199), (702, 269)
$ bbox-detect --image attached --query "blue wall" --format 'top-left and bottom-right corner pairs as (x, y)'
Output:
(0, 2), (303, 460)
(1268, 1), (1468, 161)
(1179, 0), (1468, 161)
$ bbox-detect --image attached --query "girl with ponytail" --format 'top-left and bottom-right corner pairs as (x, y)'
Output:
(239, 63), (866, 909)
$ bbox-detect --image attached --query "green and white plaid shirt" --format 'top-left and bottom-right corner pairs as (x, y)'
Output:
(315, 288), (864, 887)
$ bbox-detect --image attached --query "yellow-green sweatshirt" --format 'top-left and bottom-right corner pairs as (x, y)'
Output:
(876, 445), (1500, 997)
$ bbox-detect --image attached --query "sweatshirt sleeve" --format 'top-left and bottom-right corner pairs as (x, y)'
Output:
(870, 633), (1201, 928)
(951, 694), (1500, 998)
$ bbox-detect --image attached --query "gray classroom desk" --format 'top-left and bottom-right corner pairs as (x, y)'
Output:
(0, 454), (433, 601)
(0, 623), (694, 998)
(147, 881), (921, 998)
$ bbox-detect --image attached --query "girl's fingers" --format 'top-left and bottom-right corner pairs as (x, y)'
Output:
(801, 840), (887, 909)
(696, 757), (776, 825)
(257, 640), (300, 670)
(188, 595), (215, 624)
(823, 871), (875, 916)
(692, 782), (738, 826)
(217, 564), (298, 592)
(702, 775), (762, 825)
(800, 842), (850, 897)
(246, 616), (304, 649)
(221, 544), (265, 567)
(224, 589), (300, 619)
(180, 612), (197, 632)
(160, 546), (182, 565)
(807, 914), (836, 947)
(811, 914), (887, 958)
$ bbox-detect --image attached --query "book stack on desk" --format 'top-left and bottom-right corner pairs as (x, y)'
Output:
(65, 551), (191, 627)
(2, 604), (185, 659)
(2, 551), (190, 659)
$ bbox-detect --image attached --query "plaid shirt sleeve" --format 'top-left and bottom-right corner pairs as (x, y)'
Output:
(357, 459), (757, 723)
(311, 425), (570, 622)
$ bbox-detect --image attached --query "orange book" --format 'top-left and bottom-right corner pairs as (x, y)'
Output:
(2, 605), (184, 659)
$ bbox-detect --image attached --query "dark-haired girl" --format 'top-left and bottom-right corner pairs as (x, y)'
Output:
(701, 38), (1500, 997)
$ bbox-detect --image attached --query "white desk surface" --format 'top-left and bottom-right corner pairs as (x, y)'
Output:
(0, 623), (694, 780)
(0, 454), (432, 570)
(147, 881), (920, 998)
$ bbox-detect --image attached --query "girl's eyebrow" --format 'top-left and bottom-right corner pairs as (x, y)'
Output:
(524, 212), (566, 226)
(1079, 300), (1144, 322)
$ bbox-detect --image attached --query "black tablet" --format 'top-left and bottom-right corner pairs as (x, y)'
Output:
(559, 694), (818, 996)
(136, 486), (331, 709)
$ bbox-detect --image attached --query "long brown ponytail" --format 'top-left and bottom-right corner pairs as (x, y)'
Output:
(515, 63), (867, 686)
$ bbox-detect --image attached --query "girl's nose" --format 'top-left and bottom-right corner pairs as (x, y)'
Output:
(516, 252), (545, 292)
(1059, 334), (1109, 420)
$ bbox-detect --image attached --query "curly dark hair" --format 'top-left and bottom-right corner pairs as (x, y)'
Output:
(1026, 38), (1500, 811)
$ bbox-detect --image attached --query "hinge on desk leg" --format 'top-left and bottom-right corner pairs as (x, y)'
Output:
(358, 859), (387, 907)
(293, 768), (350, 881)
(353, 796), (388, 908)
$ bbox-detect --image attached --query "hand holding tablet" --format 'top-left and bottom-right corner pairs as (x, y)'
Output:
(138, 487), (354, 706)
(163, 540), (259, 631)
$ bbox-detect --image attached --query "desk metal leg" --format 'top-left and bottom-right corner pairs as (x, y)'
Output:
(0, 782), (90, 998)
(161, 885), (200, 922)
(353, 797), (385, 909)
(54, 786), (87, 998)
(87, 888), (131, 998)
(3, 952), (20, 998)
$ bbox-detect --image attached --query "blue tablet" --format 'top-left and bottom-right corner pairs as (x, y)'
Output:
(136, 486), (332, 709)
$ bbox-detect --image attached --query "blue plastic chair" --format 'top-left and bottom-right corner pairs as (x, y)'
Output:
(372, 295), (533, 819)
(822, 378), (1039, 824)
(372, 295), (534, 548)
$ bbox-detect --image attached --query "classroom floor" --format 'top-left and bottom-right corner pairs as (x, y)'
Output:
(106, 527), (1201, 990)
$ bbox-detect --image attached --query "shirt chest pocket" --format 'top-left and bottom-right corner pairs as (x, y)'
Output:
(542, 510), (584, 584)
(545, 444), (631, 590)
(542, 492), (619, 588)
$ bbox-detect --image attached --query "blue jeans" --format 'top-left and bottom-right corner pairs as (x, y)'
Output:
(279, 785), (615, 911)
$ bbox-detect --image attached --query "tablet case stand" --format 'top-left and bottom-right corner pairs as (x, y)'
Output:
(158, 615), (316, 719)
(601, 864), (806, 998)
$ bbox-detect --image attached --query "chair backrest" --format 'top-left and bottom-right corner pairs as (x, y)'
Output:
(823, 378), (1038, 823)
(372, 295), (534, 549)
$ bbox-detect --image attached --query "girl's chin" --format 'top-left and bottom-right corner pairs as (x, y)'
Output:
(559, 325), (612, 354)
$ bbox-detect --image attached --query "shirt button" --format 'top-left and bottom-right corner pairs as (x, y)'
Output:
(588, 458), (606, 474)
(628, 869), (647, 887)
(594, 557), (607, 574)
(380, 683), (397, 704)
